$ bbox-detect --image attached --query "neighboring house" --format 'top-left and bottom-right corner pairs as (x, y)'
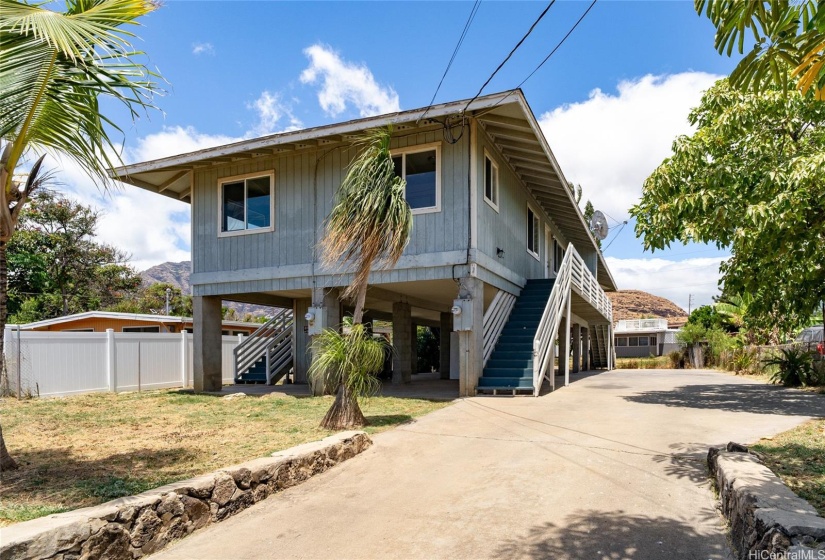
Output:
(614, 318), (682, 358)
(112, 89), (616, 396)
(20, 311), (262, 337)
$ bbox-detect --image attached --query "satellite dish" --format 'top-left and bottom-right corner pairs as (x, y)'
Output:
(589, 210), (609, 241)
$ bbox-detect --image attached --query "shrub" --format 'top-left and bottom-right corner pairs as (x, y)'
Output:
(668, 350), (686, 369)
(763, 347), (816, 387)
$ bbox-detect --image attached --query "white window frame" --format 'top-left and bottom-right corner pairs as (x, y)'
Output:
(217, 170), (276, 238)
(527, 203), (540, 260)
(391, 142), (441, 215)
(483, 149), (499, 212)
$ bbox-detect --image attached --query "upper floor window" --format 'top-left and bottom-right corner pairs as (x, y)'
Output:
(527, 205), (540, 259)
(220, 172), (274, 235)
(484, 152), (499, 210)
(392, 143), (440, 214)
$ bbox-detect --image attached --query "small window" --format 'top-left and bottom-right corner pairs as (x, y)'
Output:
(628, 336), (639, 347)
(220, 172), (274, 234)
(553, 239), (564, 273)
(391, 144), (440, 214)
(484, 152), (499, 210)
(638, 337), (648, 346)
(616, 337), (627, 347)
(650, 336), (657, 346)
(122, 326), (160, 333)
(527, 206), (540, 258)
(62, 328), (94, 332)
(222, 330), (230, 336)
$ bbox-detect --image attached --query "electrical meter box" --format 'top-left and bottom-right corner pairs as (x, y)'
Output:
(306, 307), (325, 336)
(451, 298), (474, 331)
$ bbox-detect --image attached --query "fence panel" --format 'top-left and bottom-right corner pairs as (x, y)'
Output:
(3, 329), (242, 398)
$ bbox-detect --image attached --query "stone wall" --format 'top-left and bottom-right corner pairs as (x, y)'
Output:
(708, 443), (825, 559)
(1, 431), (372, 560)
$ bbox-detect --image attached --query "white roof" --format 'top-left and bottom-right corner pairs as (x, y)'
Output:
(19, 311), (263, 330)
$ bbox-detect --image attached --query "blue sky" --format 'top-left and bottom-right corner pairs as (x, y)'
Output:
(58, 0), (741, 310)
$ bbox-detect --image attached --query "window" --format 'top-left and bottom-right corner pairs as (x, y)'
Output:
(616, 337), (627, 347)
(122, 326), (160, 333)
(638, 337), (648, 346)
(63, 328), (93, 332)
(650, 336), (657, 346)
(484, 152), (499, 210)
(219, 172), (274, 235)
(628, 336), (639, 347)
(527, 205), (540, 258)
(553, 239), (564, 273)
(391, 144), (440, 213)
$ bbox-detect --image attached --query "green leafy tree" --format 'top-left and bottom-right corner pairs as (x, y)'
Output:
(109, 283), (192, 317)
(8, 191), (141, 323)
(582, 199), (601, 248)
(310, 127), (412, 429)
(631, 79), (825, 335)
(697, 0), (825, 99)
(0, 0), (163, 470)
(687, 305), (725, 332)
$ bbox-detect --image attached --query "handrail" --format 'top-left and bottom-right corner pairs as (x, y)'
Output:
(234, 308), (294, 381)
(532, 245), (612, 396)
(482, 290), (517, 366)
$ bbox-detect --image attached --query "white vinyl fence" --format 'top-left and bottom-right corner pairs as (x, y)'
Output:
(3, 328), (241, 398)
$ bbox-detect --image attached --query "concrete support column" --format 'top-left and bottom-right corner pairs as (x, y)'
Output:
(572, 323), (581, 374)
(439, 312), (452, 380)
(392, 302), (412, 384)
(410, 322), (418, 375)
(309, 288), (341, 395)
(193, 295), (223, 392)
(458, 276), (484, 397)
(557, 326), (568, 379)
(582, 326), (591, 371)
(293, 298), (311, 384)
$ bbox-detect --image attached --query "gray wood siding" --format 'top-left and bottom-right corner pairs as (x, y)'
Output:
(191, 130), (470, 291)
(475, 129), (570, 282)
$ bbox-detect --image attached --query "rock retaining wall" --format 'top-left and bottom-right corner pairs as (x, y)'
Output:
(0, 431), (372, 560)
(708, 443), (825, 559)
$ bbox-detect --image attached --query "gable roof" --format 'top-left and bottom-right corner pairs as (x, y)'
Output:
(111, 89), (616, 291)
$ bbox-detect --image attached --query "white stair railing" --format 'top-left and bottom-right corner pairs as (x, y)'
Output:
(532, 245), (613, 396)
(482, 290), (517, 367)
(234, 309), (294, 384)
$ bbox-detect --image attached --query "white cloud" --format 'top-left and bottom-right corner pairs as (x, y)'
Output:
(247, 91), (303, 137)
(192, 42), (214, 56)
(606, 256), (728, 311)
(539, 72), (721, 221)
(126, 126), (239, 162)
(300, 44), (400, 117)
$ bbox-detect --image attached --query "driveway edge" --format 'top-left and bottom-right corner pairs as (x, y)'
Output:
(708, 444), (825, 559)
(0, 431), (372, 560)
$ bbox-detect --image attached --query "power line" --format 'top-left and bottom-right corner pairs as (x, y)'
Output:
(601, 220), (627, 252)
(472, 0), (599, 118)
(461, 0), (557, 114)
(418, 0), (482, 124)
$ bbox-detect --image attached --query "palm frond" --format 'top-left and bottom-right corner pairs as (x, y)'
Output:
(322, 127), (413, 302)
(307, 324), (386, 399)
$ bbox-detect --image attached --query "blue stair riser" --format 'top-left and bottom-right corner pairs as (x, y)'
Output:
(483, 367), (533, 377)
(478, 377), (533, 388)
(486, 359), (533, 370)
(489, 350), (533, 361)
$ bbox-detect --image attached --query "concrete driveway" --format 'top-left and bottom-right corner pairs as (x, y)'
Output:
(153, 369), (824, 560)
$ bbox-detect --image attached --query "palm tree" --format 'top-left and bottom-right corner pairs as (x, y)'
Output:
(0, 0), (163, 470)
(697, 0), (825, 99)
(311, 127), (412, 429)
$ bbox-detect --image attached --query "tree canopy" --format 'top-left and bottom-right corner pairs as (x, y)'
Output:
(108, 282), (192, 317)
(8, 191), (141, 323)
(631, 78), (825, 332)
(697, 0), (825, 99)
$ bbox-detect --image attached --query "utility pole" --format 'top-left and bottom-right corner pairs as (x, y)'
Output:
(165, 287), (172, 315)
(688, 294), (694, 315)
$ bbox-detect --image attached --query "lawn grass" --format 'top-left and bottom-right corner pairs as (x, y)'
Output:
(0, 389), (450, 526)
(751, 418), (825, 517)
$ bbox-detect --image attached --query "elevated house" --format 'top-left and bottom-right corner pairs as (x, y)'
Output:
(112, 90), (616, 396)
